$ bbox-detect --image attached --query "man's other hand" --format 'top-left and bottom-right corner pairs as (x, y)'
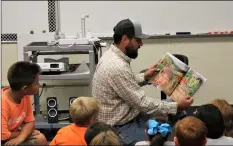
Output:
(177, 96), (194, 110)
(144, 64), (159, 81)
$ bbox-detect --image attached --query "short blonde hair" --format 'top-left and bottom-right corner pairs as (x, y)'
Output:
(70, 96), (100, 126)
(211, 99), (233, 137)
(175, 116), (207, 146)
(89, 130), (121, 146)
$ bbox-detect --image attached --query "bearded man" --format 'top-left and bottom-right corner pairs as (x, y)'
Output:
(92, 18), (193, 146)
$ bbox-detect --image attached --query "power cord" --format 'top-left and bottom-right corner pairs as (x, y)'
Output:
(90, 40), (106, 59)
(32, 83), (46, 105)
(29, 51), (39, 61)
(58, 114), (70, 121)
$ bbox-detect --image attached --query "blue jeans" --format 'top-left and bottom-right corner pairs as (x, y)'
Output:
(114, 113), (149, 146)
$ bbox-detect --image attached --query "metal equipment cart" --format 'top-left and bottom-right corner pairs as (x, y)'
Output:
(23, 42), (98, 129)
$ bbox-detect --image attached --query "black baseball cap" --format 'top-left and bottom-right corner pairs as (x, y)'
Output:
(192, 104), (225, 139)
(113, 19), (150, 39)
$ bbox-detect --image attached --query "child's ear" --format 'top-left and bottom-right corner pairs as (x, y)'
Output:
(22, 85), (28, 93)
(174, 136), (180, 146)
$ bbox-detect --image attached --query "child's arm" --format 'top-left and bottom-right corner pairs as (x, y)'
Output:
(4, 122), (35, 146)
(17, 121), (35, 141)
(1, 108), (19, 141)
(7, 131), (20, 140)
(1, 103), (22, 141)
(17, 96), (35, 141)
(3, 96), (36, 145)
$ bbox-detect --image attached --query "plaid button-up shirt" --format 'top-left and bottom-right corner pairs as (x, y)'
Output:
(92, 44), (177, 126)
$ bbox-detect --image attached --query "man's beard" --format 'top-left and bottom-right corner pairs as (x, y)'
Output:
(125, 44), (139, 59)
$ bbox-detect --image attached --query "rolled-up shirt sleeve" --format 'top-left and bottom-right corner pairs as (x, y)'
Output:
(108, 66), (178, 115)
(135, 73), (149, 86)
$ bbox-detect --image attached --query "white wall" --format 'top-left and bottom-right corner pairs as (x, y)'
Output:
(60, 1), (233, 36)
(2, 1), (48, 34)
(2, 1), (233, 35)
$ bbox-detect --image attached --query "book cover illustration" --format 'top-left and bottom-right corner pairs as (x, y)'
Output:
(170, 68), (207, 101)
(150, 52), (190, 96)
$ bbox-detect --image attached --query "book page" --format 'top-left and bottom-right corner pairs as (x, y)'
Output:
(170, 68), (207, 101)
(150, 52), (190, 96)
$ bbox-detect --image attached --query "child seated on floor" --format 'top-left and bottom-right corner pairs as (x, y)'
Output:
(193, 104), (233, 145)
(84, 122), (122, 146)
(135, 118), (172, 146)
(173, 116), (208, 146)
(211, 99), (233, 138)
(166, 104), (233, 146)
(1, 61), (47, 146)
(50, 96), (100, 146)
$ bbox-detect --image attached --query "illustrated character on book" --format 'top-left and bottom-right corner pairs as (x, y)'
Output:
(170, 71), (204, 101)
(185, 71), (204, 96)
(150, 52), (207, 102)
(151, 68), (174, 91)
(151, 54), (188, 96)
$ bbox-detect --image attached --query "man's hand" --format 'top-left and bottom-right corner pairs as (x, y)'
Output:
(144, 64), (159, 81)
(177, 96), (193, 110)
(4, 137), (24, 146)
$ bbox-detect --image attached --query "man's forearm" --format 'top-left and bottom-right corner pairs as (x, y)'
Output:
(139, 96), (178, 116)
(17, 122), (35, 141)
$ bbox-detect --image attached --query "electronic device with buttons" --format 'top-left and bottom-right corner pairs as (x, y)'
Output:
(37, 62), (68, 73)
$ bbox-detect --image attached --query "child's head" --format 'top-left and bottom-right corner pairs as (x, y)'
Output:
(70, 96), (100, 126)
(211, 99), (233, 137)
(7, 61), (41, 95)
(85, 122), (121, 146)
(89, 130), (121, 146)
(193, 104), (225, 139)
(145, 119), (172, 146)
(174, 116), (207, 146)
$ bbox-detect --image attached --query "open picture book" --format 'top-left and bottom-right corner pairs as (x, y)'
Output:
(150, 52), (207, 102)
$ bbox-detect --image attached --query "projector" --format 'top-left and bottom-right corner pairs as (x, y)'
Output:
(37, 62), (68, 72)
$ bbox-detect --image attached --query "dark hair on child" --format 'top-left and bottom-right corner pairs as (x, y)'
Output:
(211, 99), (233, 138)
(85, 122), (121, 146)
(193, 104), (225, 139)
(7, 61), (41, 91)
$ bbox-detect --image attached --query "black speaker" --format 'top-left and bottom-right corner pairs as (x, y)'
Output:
(47, 97), (58, 123)
(69, 97), (77, 123)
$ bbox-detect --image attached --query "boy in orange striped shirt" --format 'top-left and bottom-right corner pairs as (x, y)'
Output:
(1, 61), (47, 145)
